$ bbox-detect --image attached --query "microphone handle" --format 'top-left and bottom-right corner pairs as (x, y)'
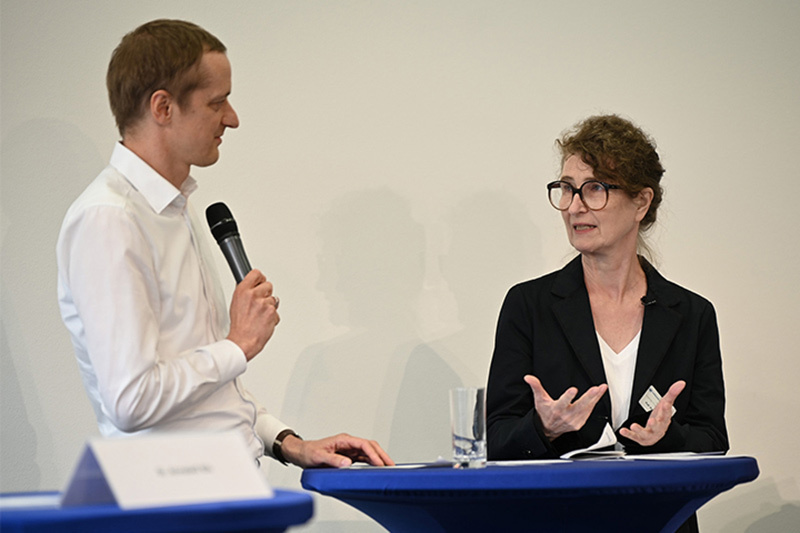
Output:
(219, 235), (252, 283)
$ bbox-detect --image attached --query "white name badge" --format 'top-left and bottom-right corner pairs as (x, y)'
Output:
(639, 385), (677, 416)
(61, 431), (273, 509)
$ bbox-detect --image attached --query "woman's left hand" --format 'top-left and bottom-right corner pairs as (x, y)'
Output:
(619, 380), (685, 446)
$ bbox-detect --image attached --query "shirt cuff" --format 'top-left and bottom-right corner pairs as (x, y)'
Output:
(257, 415), (292, 459)
(207, 339), (248, 381)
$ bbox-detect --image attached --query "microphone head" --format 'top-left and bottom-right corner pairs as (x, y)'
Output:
(206, 202), (239, 243)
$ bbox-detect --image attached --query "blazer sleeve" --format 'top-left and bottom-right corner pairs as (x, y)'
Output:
(486, 285), (556, 459)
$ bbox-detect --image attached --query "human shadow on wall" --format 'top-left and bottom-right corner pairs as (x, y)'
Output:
(0, 315), (42, 490)
(0, 119), (104, 490)
(281, 188), (460, 466)
(400, 191), (542, 454)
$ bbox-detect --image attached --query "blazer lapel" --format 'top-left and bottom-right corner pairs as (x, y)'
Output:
(551, 258), (609, 410)
(630, 262), (683, 414)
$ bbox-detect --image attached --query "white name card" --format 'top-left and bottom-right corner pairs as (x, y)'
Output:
(61, 431), (273, 509)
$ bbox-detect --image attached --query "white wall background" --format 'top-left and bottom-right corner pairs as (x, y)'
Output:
(2, 1), (798, 531)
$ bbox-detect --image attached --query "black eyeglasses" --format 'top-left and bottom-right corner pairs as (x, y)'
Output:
(546, 180), (623, 211)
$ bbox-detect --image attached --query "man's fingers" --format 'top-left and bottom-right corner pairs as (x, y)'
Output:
(240, 269), (266, 288)
(343, 440), (387, 467)
(332, 434), (394, 467)
(319, 451), (353, 468)
(371, 441), (395, 466)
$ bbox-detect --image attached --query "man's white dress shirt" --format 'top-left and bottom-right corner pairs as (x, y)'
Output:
(57, 143), (287, 459)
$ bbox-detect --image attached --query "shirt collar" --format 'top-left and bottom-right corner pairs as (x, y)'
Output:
(109, 142), (198, 214)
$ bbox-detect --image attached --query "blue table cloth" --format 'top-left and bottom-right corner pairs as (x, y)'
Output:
(0, 488), (313, 533)
(302, 455), (759, 532)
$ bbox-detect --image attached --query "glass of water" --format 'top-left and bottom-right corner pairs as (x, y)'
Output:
(449, 387), (486, 468)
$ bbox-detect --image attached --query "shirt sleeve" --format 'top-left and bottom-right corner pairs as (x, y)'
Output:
(252, 396), (293, 460)
(60, 204), (248, 433)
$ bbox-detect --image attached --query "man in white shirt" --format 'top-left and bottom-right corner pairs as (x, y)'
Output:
(57, 19), (393, 468)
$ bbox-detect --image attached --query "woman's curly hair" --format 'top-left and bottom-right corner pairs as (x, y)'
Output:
(557, 115), (664, 232)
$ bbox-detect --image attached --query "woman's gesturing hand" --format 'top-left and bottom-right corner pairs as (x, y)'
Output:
(524, 375), (608, 441)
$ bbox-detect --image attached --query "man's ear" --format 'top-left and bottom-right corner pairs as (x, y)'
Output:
(150, 90), (173, 125)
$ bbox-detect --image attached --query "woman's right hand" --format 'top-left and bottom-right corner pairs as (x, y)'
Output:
(524, 375), (608, 441)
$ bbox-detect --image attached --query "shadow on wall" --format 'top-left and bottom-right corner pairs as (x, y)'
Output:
(273, 189), (542, 533)
(0, 118), (104, 491)
(709, 477), (800, 532)
(395, 190), (544, 463)
(278, 188), (543, 466)
(416, 190), (543, 387)
(0, 315), (42, 490)
(280, 187), (458, 464)
(745, 504), (800, 532)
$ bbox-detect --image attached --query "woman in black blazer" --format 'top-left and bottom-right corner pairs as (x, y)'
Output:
(486, 115), (728, 532)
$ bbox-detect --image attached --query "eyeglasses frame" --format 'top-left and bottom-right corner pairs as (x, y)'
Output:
(546, 180), (623, 211)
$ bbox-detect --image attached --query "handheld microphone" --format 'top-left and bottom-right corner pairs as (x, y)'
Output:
(206, 202), (252, 284)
